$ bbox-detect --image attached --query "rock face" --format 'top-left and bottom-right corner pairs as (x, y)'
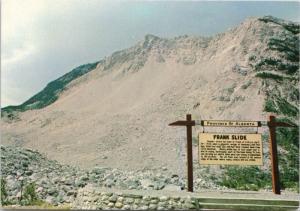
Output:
(1, 16), (299, 173)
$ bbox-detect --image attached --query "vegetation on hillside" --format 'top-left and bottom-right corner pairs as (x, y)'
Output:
(220, 16), (299, 191)
(1, 62), (99, 117)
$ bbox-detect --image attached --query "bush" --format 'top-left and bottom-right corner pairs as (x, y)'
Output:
(23, 182), (38, 201)
(275, 97), (298, 117)
(218, 166), (271, 190)
(277, 126), (299, 191)
(264, 99), (278, 113)
(1, 178), (8, 205)
(21, 182), (38, 205)
(255, 72), (285, 81)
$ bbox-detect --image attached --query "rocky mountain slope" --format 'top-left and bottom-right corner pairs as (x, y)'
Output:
(2, 16), (299, 189)
(1, 145), (220, 205)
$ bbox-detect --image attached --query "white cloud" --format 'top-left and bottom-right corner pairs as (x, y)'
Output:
(2, 43), (36, 66)
(1, 0), (117, 106)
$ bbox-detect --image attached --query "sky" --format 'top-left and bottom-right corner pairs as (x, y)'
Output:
(1, 0), (300, 107)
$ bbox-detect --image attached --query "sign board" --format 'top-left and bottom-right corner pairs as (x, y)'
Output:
(199, 133), (263, 165)
(201, 120), (261, 127)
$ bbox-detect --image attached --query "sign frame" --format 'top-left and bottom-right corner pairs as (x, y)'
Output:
(169, 114), (296, 194)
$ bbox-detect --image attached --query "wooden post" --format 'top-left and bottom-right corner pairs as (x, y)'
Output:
(267, 115), (296, 195)
(186, 114), (193, 192)
(169, 114), (195, 192)
(268, 115), (280, 195)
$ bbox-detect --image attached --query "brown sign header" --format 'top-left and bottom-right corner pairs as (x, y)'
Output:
(201, 120), (261, 127)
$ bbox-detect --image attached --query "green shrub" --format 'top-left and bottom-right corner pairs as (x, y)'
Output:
(275, 97), (298, 117)
(1, 178), (8, 205)
(258, 16), (300, 34)
(255, 72), (284, 81)
(264, 99), (278, 113)
(218, 166), (271, 190)
(268, 38), (299, 62)
(248, 55), (256, 61)
(277, 126), (299, 191)
(22, 182), (38, 205)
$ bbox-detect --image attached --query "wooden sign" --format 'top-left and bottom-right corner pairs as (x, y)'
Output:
(199, 133), (263, 165)
(201, 120), (261, 127)
(170, 115), (295, 194)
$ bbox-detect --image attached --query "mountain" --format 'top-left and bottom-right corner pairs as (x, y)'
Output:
(2, 16), (299, 189)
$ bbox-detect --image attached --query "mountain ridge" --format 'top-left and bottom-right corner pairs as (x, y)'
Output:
(1, 16), (299, 190)
(3, 15), (295, 115)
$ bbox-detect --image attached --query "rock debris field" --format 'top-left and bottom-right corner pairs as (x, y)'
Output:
(1, 146), (222, 206)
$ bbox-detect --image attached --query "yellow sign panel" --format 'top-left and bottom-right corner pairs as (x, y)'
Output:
(202, 120), (260, 127)
(199, 133), (263, 165)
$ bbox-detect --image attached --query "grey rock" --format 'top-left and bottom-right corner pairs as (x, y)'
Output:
(183, 202), (196, 209)
(75, 179), (87, 188)
(153, 182), (165, 190)
(24, 170), (33, 176)
(124, 197), (134, 204)
(107, 202), (114, 208)
(104, 179), (114, 188)
(150, 199), (158, 204)
(149, 204), (158, 210)
(108, 194), (118, 202)
(79, 175), (89, 181)
(45, 196), (55, 204)
(140, 205), (149, 210)
(36, 186), (44, 193)
(163, 184), (182, 192)
(159, 196), (169, 202)
(115, 202), (123, 208)
(67, 190), (76, 196)
(47, 188), (58, 196)
(140, 179), (154, 189)
(123, 204), (131, 210)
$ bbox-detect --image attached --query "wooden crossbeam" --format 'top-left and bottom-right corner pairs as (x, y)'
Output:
(169, 120), (195, 126)
(267, 121), (297, 128)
